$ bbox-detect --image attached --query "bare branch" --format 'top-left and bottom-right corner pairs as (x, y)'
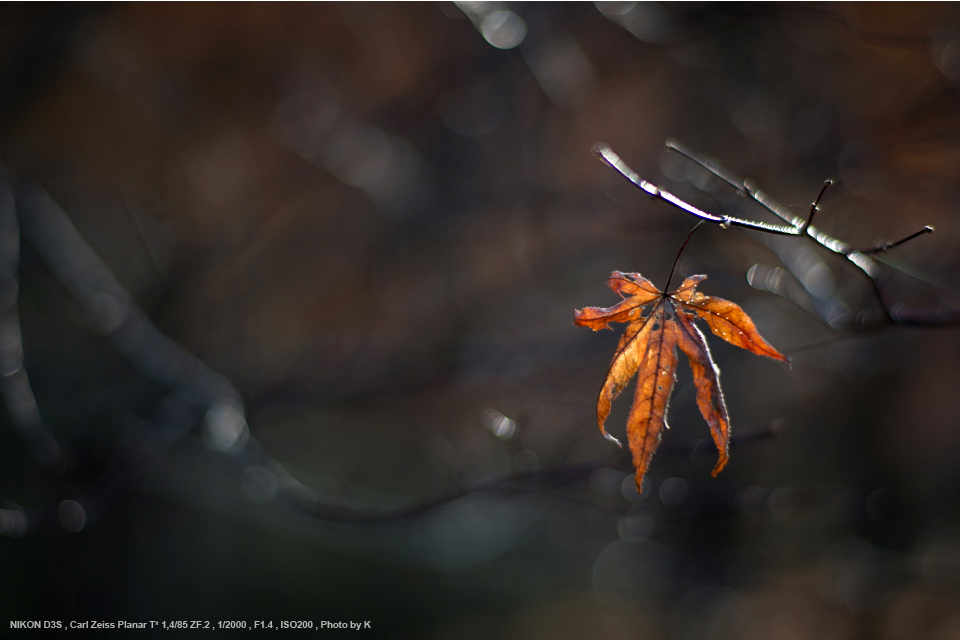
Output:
(596, 141), (960, 327)
(593, 144), (799, 235)
(803, 180), (833, 235)
(662, 139), (881, 279)
(863, 225), (935, 254)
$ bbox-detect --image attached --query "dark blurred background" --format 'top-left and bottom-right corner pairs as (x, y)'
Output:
(3, 2), (960, 638)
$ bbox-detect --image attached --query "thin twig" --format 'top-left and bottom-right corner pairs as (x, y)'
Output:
(863, 226), (934, 254)
(802, 180), (833, 234)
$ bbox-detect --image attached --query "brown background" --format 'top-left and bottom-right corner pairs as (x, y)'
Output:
(3, 3), (960, 638)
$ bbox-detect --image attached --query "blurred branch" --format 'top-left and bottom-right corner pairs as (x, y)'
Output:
(0, 166), (64, 470)
(16, 185), (238, 406)
(298, 422), (784, 524)
(0, 172), (276, 535)
(0, 419), (783, 534)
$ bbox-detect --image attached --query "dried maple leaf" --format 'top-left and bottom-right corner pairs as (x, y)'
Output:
(575, 271), (788, 490)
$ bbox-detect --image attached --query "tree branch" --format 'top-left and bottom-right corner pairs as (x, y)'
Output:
(596, 141), (959, 328)
(594, 144), (799, 236)
(862, 226), (935, 254)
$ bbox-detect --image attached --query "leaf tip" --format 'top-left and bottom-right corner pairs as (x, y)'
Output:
(573, 309), (595, 330)
(710, 455), (728, 477)
(767, 349), (791, 366)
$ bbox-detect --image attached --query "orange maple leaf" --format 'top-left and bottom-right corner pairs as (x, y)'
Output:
(575, 271), (788, 491)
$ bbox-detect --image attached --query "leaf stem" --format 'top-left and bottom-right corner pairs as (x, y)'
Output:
(665, 221), (704, 293)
